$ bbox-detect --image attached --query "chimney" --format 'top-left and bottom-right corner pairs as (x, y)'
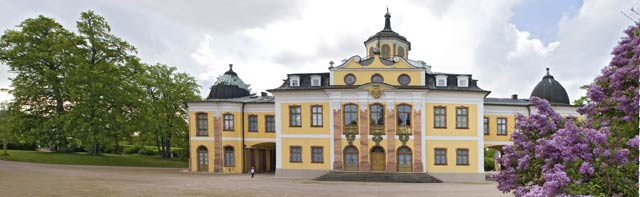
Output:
(261, 92), (268, 97)
(511, 94), (518, 99)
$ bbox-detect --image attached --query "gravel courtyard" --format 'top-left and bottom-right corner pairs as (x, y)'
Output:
(0, 160), (510, 197)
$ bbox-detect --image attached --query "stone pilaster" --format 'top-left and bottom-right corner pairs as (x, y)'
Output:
(213, 116), (222, 173)
(386, 108), (396, 172)
(413, 109), (424, 172)
(359, 108), (369, 171)
(332, 109), (343, 170)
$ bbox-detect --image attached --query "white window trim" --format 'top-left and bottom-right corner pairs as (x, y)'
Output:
(435, 75), (447, 87)
(290, 75), (300, 87)
(457, 75), (469, 87)
(310, 75), (321, 87)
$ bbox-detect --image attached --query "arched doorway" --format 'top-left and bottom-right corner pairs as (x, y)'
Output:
(397, 146), (413, 172)
(344, 146), (359, 171)
(245, 142), (276, 173)
(197, 146), (209, 172)
(370, 146), (385, 171)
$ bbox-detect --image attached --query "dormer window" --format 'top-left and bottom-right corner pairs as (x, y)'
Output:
(311, 75), (321, 86)
(290, 75), (300, 87)
(457, 76), (469, 87)
(435, 75), (447, 87)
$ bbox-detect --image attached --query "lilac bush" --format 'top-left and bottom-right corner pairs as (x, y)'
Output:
(496, 23), (639, 196)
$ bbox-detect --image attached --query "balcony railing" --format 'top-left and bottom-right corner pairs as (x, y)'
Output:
(370, 125), (385, 135)
(343, 124), (358, 134)
(397, 126), (412, 135)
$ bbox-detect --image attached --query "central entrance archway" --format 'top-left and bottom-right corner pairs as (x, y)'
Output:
(245, 142), (276, 173)
(370, 146), (385, 171)
(397, 146), (412, 172)
(344, 145), (359, 171)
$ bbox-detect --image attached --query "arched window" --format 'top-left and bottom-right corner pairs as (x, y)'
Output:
(344, 104), (358, 126)
(397, 146), (412, 172)
(370, 104), (384, 126)
(381, 44), (390, 59)
(397, 46), (405, 58)
(397, 104), (411, 126)
(197, 146), (209, 172)
(224, 146), (235, 167)
(371, 74), (384, 83)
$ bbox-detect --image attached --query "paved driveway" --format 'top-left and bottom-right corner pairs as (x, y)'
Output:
(0, 160), (510, 196)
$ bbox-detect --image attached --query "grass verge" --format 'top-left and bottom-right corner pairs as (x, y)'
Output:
(0, 149), (187, 168)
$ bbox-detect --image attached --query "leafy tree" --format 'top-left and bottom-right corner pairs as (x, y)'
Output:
(139, 64), (199, 158)
(0, 16), (79, 150)
(496, 22), (639, 196)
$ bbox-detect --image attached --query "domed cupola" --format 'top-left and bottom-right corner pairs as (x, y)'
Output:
(207, 64), (251, 99)
(530, 68), (570, 105)
(364, 8), (411, 59)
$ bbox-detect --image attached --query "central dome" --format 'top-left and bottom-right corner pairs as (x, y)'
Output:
(530, 68), (570, 105)
(207, 64), (250, 99)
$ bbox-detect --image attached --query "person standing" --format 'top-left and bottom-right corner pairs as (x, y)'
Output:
(250, 166), (255, 178)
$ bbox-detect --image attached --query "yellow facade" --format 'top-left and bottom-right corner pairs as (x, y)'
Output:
(426, 103), (478, 137)
(281, 138), (331, 170)
(483, 115), (516, 142)
(280, 102), (330, 135)
(425, 140), (478, 173)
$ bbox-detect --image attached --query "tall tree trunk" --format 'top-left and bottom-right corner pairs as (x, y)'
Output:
(2, 138), (8, 156)
(164, 133), (172, 158)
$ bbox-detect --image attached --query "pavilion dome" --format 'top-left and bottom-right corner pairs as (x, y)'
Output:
(207, 64), (250, 99)
(530, 68), (570, 105)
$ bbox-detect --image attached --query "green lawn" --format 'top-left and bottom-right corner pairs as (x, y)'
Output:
(0, 150), (188, 168)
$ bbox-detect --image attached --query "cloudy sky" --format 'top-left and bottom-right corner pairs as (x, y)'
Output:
(0, 0), (638, 103)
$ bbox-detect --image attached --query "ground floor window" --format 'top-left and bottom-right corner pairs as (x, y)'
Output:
(456, 149), (469, 165)
(290, 146), (302, 163)
(311, 146), (323, 163)
(224, 146), (235, 167)
(434, 148), (447, 165)
(197, 146), (208, 171)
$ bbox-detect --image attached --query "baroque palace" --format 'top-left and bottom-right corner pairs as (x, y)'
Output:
(187, 11), (579, 182)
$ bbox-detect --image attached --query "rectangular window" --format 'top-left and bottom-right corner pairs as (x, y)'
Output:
(248, 115), (258, 132)
(224, 146), (235, 167)
(223, 114), (234, 131)
(434, 106), (446, 128)
(456, 148), (469, 165)
(434, 148), (447, 165)
(483, 117), (489, 135)
(311, 105), (323, 127)
(456, 107), (468, 129)
(311, 146), (323, 163)
(265, 115), (275, 133)
(497, 118), (507, 135)
(196, 113), (208, 136)
(290, 146), (302, 163)
(289, 106), (301, 127)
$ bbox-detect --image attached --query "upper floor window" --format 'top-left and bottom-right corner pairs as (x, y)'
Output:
(223, 114), (234, 131)
(344, 104), (358, 126)
(457, 76), (469, 87)
(434, 106), (446, 128)
(289, 105), (301, 127)
(265, 115), (275, 133)
(397, 104), (411, 126)
(435, 75), (447, 87)
(398, 74), (411, 86)
(344, 74), (356, 85)
(311, 105), (323, 127)
(497, 118), (507, 135)
(456, 107), (468, 129)
(224, 146), (235, 167)
(370, 104), (384, 126)
(435, 148), (447, 165)
(371, 74), (384, 83)
(248, 115), (258, 132)
(397, 46), (405, 58)
(289, 75), (300, 87)
(311, 75), (321, 86)
(196, 113), (208, 136)
(381, 44), (390, 59)
(483, 117), (489, 135)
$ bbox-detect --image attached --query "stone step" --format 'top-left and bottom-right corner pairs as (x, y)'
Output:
(314, 171), (442, 183)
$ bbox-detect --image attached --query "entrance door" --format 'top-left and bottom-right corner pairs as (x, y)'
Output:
(344, 146), (359, 171)
(397, 146), (413, 172)
(370, 146), (385, 171)
(197, 146), (209, 172)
